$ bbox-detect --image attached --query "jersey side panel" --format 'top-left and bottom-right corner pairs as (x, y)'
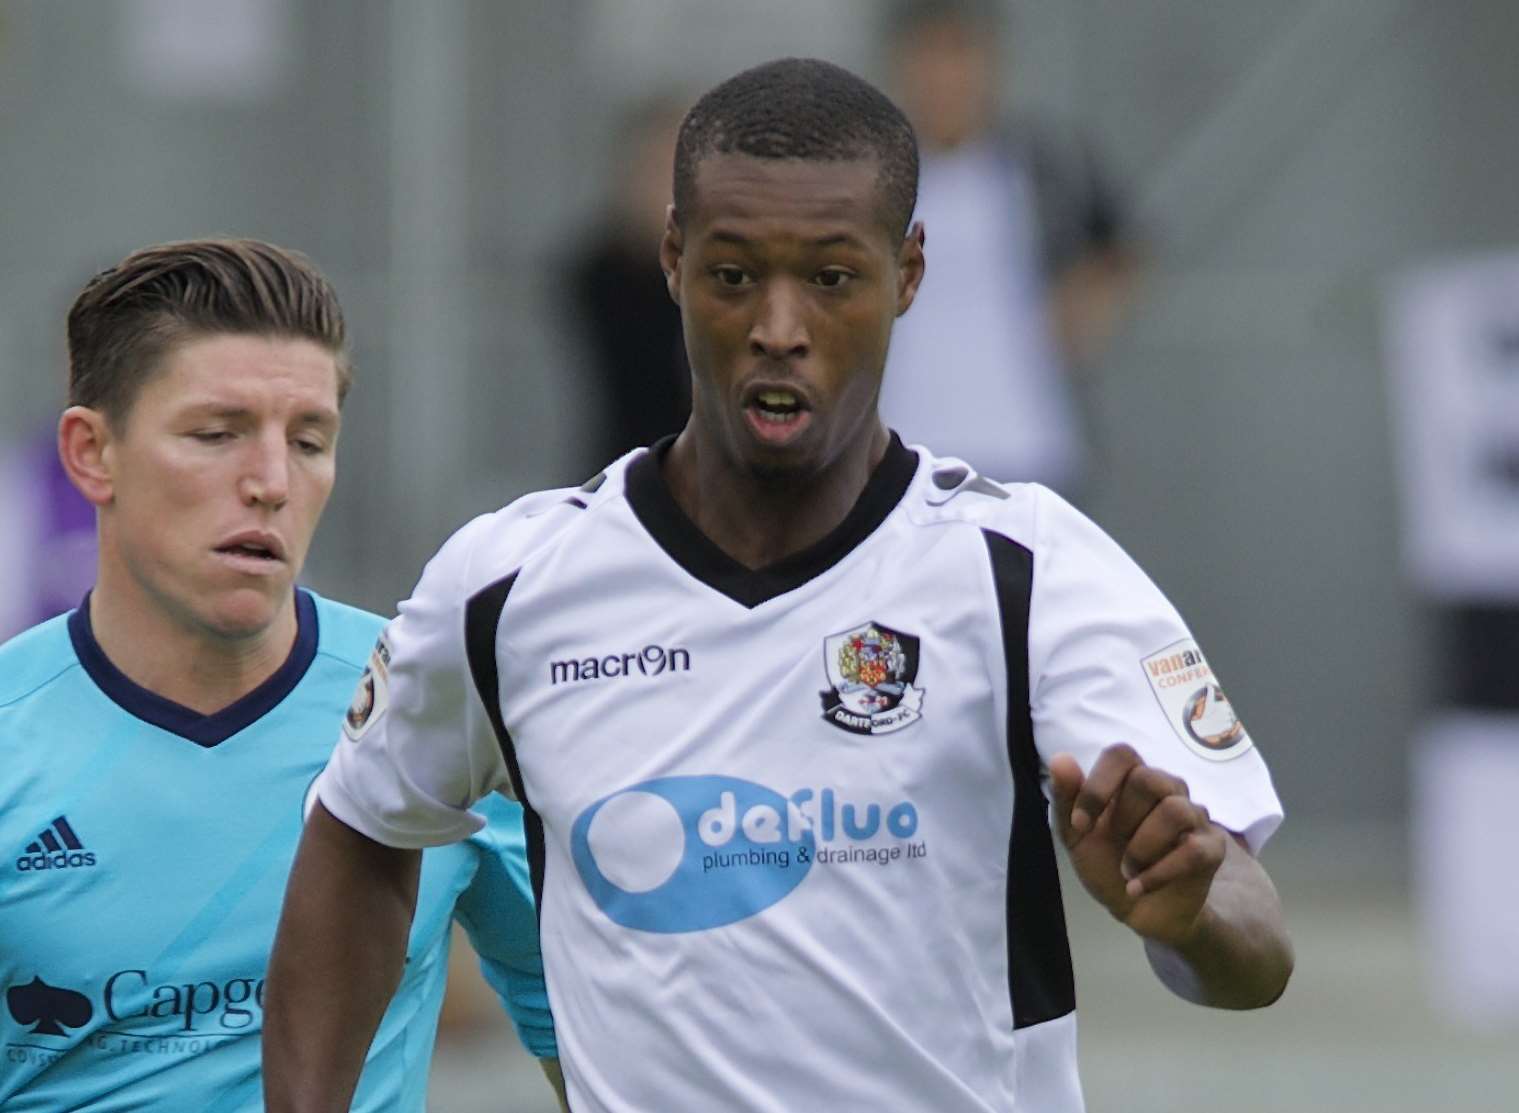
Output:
(984, 530), (1077, 1029)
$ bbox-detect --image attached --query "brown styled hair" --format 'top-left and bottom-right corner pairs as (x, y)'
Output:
(66, 238), (352, 426)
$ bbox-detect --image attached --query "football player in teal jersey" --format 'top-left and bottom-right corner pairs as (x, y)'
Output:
(0, 239), (563, 1111)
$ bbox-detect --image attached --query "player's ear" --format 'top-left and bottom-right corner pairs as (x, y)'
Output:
(57, 406), (116, 508)
(659, 204), (683, 306)
(895, 220), (926, 318)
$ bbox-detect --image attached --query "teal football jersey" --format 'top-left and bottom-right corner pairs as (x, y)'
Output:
(0, 591), (553, 1112)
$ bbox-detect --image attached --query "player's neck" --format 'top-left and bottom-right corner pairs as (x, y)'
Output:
(663, 422), (890, 570)
(86, 575), (299, 716)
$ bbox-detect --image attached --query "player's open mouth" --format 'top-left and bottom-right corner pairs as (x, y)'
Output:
(743, 387), (813, 444)
(219, 544), (277, 559)
(751, 389), (804, 423)
(214, 531), (287, 569)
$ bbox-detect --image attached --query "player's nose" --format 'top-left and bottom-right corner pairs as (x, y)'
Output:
(749, 281), (810, 360)
(239, 431), (290, 509)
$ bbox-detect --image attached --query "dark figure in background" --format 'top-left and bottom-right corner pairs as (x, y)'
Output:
(881, 0), (1141, 496)
(566, 95), (690, 471)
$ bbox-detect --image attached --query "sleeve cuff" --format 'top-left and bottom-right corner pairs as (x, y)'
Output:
(313, 768), (484, 850)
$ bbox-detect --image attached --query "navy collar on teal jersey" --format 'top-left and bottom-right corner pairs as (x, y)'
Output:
(67, 589), (320, 748)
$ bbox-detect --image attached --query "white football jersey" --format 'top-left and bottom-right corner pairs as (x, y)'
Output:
(316, 435), (1282, 1113)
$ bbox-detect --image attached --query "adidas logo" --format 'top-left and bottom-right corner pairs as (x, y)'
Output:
(16, 817), (96, 872)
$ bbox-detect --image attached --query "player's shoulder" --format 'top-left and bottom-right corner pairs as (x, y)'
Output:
(898, 443), (1046, 543)
(307, 591), (387, 671)
(430, 449), (646, 595)
(0, 613), (80, 709)
(899, 442), (1114, 556)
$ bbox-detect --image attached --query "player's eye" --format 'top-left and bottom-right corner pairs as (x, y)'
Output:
(813, 268), (855, 289)
(710, 265), (751, 288)
(293, 438), (327, 456)
(190, 430), (233, 444)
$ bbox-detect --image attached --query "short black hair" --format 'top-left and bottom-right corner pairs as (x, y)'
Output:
(673, 58), (919, 240)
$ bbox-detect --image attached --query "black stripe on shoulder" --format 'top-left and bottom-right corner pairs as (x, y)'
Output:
(464, 574), (519, 792)
(464, 573), (546, 912)
(983, 529), (1075, 1029)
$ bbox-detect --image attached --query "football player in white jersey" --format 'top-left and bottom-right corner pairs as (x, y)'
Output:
(265, 59), (1292, 1112)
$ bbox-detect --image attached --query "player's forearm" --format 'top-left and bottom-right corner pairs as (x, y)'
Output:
(263, 801), (421, 1113)
(1143, 835), (1292, 1009)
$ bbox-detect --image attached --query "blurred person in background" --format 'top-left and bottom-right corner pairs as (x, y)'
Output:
(565, 93), (691, 476)
(880, 0), (1142, 498)
(265, 59), (1289, 1113)
(0, 239), (562, 1111)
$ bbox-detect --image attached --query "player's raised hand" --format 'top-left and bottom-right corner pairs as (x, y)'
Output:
(1048, 743), (1229, 946)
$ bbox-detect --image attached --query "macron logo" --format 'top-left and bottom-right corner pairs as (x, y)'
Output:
(550, 645), (691, 686)
(16, 816), (97, 872)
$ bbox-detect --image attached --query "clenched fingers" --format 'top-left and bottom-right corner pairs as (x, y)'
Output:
(1108, 765), (1191, 845)
(1065, 742), (1143, 840)
(1124, 818), (1228, 898)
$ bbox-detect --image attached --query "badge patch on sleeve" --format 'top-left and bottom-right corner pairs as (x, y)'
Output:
(343, 632), (392, 742)
(1140, 639), (1252, 761)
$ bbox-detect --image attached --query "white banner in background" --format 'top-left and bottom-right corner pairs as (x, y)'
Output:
(1413, 713), (1519, 1027)
(1386, 255), (1519, 601)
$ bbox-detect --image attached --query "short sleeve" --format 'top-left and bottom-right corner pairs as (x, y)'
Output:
(1024, 490), (1283, 852)
(455, 795), (557, 1059)
(314, 519), (512, 848)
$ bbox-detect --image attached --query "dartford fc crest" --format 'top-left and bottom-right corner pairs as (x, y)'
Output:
(820, 621), (924, 735)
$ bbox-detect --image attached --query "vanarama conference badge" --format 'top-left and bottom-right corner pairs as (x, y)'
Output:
(820, 621), (924, 735)
(343, 631), (392, 742)
(1140, 639), (1252, 761)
